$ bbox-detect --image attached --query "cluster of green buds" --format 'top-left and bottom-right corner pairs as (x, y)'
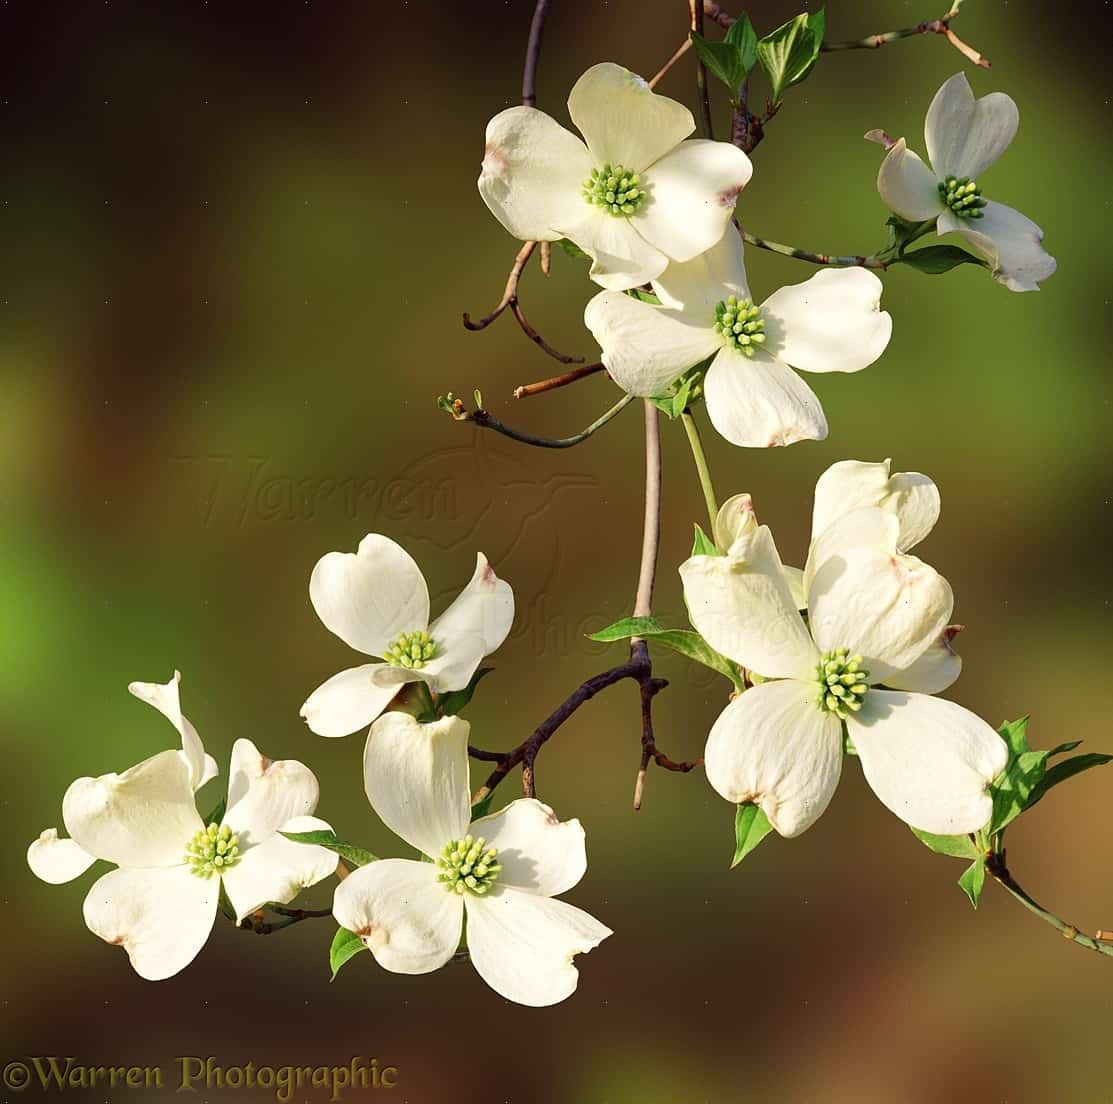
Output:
(582, 163), (645, 217)
(938, 176), (987, 219)
(436, 835), (501, 896)
(185, 822), (241, 879)
(383, 630), (437, 669)
(816, 647), (870, 720)
(714, 296), (766, 356)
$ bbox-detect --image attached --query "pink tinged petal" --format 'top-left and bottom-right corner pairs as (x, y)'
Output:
(63, 749), (203, 868)
(220, 815), (339, 923)
(27, 829), (97, 885)
(82, 864), (218, 981)
(556, 210), (668, 291)
(127, 671), (212, 792)
(583, 290), (719, 397)
(332, 858), (463, 975)
(924, 73), (1019, 181)
(567, 62), (693, 171)
(429, 552), (514, 657)
(703, 681), (843, 838)
(477, 106), (593, 243)
(308, 533), (430, 658)
(679, 523), (817, 679)
(876, 138), (944, 221)
(221, 739), (319, 848)
(848, 690), (1008, 834)
(760, 267), (893, 375)
(300, 664), (401, 738)
(703, 347), (828, 449)
(634, 139), (753, 263)
(884, 625), (964, 695)
(940, 202), (1056, 292)
(807, 541), (954, 684)
(713, 492), (758, 554)
(362, 712), (472, 857)
(652, 223), (751, 314)
(465, 888), (611, 1007)
(370, 634), (486, 694)
(470, 798), (587, 897)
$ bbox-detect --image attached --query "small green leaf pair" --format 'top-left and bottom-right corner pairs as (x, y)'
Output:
(690, 13), (758, 97)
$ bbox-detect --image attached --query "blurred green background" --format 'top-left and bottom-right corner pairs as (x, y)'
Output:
(3, 1), (1111, 1101)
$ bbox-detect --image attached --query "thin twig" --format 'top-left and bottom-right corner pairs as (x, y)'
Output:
(740, 228), (887, 270)
(514, 361), (606, 399)
(239, 905), (332, 936)
(648, 37), (693, 89)
(509, 299), (585, 364)
(633, 402), (661, 621)
(690, 0), (714, 139)
(821, 10), (991, 68)
(463, 241), (536, 332)
(442, 392), (634, 449)
(521, 0), (552, 106)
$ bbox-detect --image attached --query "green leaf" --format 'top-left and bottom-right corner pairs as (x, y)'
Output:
(725, 12), (759, 72)
(1025, 753), (1113, 812)
(756, 10), (825, 102)
(587, 615), (744, 690)
(435, 667), (494, 718)
(329, 927), (367, 981)
(556, 238), (588, 260)
(648, 373), (695, 420)
(691, 523), (722, 557)
(731, 802), (773, 868)
(1048, 739), (1083, 757)
(470, 791), (495, 820)
(911, 828), (980, 860)
(630, 288), (662, 305)
(958, 858), (986, 909)
(999, 716), (1032, 757)
(893, 245), (984, 274)
(281, 829), (378, 869)
(987, 717), (1048, 835)
(690, 17), (757, 98)
(204, 797), (226, 827)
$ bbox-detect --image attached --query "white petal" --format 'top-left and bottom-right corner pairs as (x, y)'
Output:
(848, 690), (1007, 834)
(635, 139), (753, 262)
(703, 681), (843, 838)
(808, 541), (954, 683)
(127, 671), (211, 792)
(27, 829), (96, 885)
(652, 222), (750, 314)
(309, 533), (430, 657)
(63, 749), (203, 868)
(370, 634), (487, 695)
(300, 665), (401, 738)
(811, 459), (940, 552)
(363, 712), (471, 857)
(220, 815), (339, 923)
(680, 524), (817, 679)
(478, 106), (593, 242)
(470, 799), (587, 897)
(583, 290), (719, 397)
(567, 62), (692, 171)
(332, 858), (462, 975)
(713, 492), (758, 553)
(222, 739), (319, 848)
(941, 202), (1056, 292)
(783, 565), (807, 610)
(429, 552), (514, 657)
(924, 73), (1018, 181)
(557, 209), (668, 291)
(804, 503), (901, 600)
(876, 138), (944, 221)
(760, 267), (892, 375)
(466, 888), (611, 1007)
(82, 864), (217, 980)
(704, 348), (828, 448)
(884, 625), (963, 695)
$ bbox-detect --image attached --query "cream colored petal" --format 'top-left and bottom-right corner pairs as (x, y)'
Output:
(941, 202), (1056, 293)
(300, 665), (400, 738)
(27, 829), (97, 885)
(884, 625), (963, 695)
(556, 209), (669, 291)
(924, 72), (1018, 181)
(876, 138), (944, 221)
(713, 492), (758, 553)
(222, 739), (319, 849)
(652, 222), (750, 315)
(429, 552), (514, 657)
(127, 671), (211, 792)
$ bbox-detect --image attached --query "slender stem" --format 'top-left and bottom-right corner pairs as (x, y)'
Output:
(681, 410), (718, 530)
(648, 37), (692, 89)
(446, 392), (634, 449)
(740, 228), (887, 270)
(521, 0), (552, 106)
(463, 241), (536, 331)
(413, 681), (437, 718)
(634, 401), (661, 620)
(514, 361), (604, 399)
(689, 0), (714, 139)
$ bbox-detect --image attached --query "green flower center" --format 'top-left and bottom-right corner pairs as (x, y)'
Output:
(938, 176), (987, 219)
(185, 822), (240, 879)
(816, 647), (870, 720)
(582, 164), (646, 217)
(714, 297), (766, 356)
(436, 834), (501, 897)
(383, 630), (437, 669)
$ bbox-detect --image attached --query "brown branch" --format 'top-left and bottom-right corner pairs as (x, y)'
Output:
(463, 241), (535, 332)
(514, 361), (605, 399)
(521, 0), (552, 106)
(239, 905), (332, 936)
(690, 0), (714, 139)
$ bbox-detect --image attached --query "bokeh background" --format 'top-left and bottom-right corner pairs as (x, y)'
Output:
(3, 1), (1111, 1101)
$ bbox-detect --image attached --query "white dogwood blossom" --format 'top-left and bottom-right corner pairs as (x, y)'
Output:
(479, 62), (752, 290)
(680, 507), (1007, 837)
(27, 673), (337, 980)
(301, 535), (513, 738)
(333, 711), (611, 1007)
(584, 226), (892, 447)
(875, 73), (1056, 292)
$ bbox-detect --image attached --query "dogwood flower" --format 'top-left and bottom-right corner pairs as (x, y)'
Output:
(301, 534), (513, 738)
(479, 62), (752, 291)
(680, 507), (1007, 837)
(584, 226), (892, 447)
(333, 711), (611, 1007)
(27, 674), (337, 980)
(875, 73), (1056, 292)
